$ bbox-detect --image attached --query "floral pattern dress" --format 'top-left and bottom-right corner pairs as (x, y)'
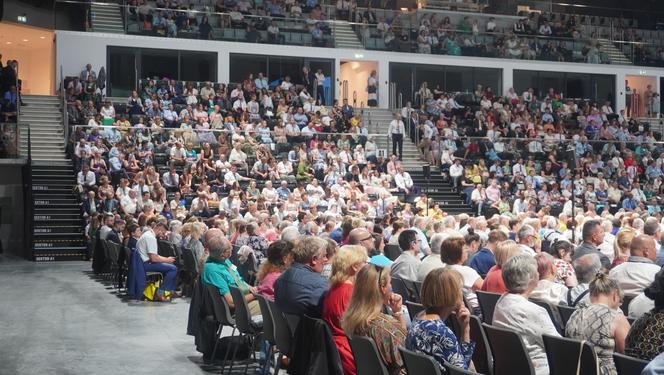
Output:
(359, 314), (407, 375)
(406, 318), (475, 370)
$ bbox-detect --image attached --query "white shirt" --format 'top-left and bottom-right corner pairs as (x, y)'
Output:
(609, 259), (661, 297)
(448, 264), (481, 312)
(388, 119), (405, 135)
(417, 255), (445, 282)
(518, 244), (536, 256)
(136, 229), (158, 262)
(120, 195), (138, 215)
(628, 292), (655, 320)
(450, 164), (464, 178)
(390, 251), (421, 281)
(493, 293), (561, 375)
(77, 170), (96, 186)
(530, 279), (569, 306)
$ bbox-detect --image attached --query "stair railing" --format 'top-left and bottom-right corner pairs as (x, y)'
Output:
(25, 124), (34, 260)
(61, 66), (70, 145)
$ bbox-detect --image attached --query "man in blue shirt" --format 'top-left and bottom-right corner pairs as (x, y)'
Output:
(621, 192), (637, 210)
(469, 230), (508, 278)
(274, 236), (329, 318)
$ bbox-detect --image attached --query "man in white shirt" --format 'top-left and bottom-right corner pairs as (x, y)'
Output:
(121, 189), (139, 216)
(136, 220), (177, 301)
(170, 142), (186, 166)
(388, 113), (405, 160)
(229, 143), (248, 173)
(261, 180), (278, 204)
(417, 233), (446, 281)
(77, 164), (96, 191)
(391, 229), (422, 281)
(449, 158), (464, 191)
(393, 166), (413, 194)
(162, 167), (180, 191)
(610, 235), (661, 297)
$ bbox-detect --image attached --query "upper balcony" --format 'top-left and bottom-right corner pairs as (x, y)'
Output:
(54, 0), (664, 68)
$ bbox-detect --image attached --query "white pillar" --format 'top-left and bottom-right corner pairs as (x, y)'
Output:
(501, 67), (513, 96)
(334, 57), (341, 102)
(379, 58), (390, 109)
(218, 50), (230, 83)
(615, 72), (626, 113)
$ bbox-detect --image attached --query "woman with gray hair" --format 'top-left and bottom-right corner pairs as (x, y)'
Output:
(492, 253), (561, 375)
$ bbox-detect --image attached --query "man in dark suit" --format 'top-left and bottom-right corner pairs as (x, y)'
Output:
(301, 66), (315, 94)
(106, 219), (125, 245)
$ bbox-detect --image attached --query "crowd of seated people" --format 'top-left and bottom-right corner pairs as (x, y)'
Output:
(65, 55), (664, 372)
(126, 0), (331, 45)
(399, 80), (664, 220)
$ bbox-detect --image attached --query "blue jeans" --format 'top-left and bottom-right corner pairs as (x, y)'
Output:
(144, 262), (177, 293)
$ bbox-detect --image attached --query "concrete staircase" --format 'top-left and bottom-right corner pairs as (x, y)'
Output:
(361, 108), (425, 170)
(19, 95), (86, 261)
(361, 108), (473, 215)
(90, 2), (124, 34)
(332, 22), (363, 49)
(597, 39), (633, 65)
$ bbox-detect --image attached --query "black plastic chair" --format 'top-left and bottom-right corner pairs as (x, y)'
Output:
(619, 296), (634, 316)
(348, 335), (389, 375)
(445, 363), (481, 375)
(405, 301), (424, 320)
(398, 346), (443, 375)
(413, 281), (423, 296)
(469, 315), (493, 375)
(392, 277), (418, 303)
(542, 333), (599, 375)
(158, 239), (176, 257)
(557, 305), (577, 328)
(384, 244), (401, 261)
(613, 352), (649, 375)
(476, 291), (501, 324)
(204, 284), (237, 372)
(268, 299), (295, 375)
(482, 323), (535, 375)
(229, 286), (261, 375)
(256, 295), (275, 375)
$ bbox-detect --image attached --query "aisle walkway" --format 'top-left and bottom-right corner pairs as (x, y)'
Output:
(0, 259), (207, 375)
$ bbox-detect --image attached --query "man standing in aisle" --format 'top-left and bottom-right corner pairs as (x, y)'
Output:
(388, 112), (405, 160)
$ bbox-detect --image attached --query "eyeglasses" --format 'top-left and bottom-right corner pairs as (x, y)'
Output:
(361, 236), (374, 242)
(371, 263), (385, 288)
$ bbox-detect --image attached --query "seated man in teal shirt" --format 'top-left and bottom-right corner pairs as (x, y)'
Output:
(201, 233), (261, 316)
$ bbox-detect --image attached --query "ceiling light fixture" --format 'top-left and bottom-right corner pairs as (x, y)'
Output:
(6, 41), (12, 44)
(22, 39), (28, 42)
(40, 36), (46, 39)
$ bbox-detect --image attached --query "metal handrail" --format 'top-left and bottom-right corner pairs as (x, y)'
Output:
(61, 66), (69, 144)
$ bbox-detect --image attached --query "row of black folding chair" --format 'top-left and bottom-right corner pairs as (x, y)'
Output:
(391, 277), (420, 303)
(229, 286), (263, 375)
(204, 283), (238, 374)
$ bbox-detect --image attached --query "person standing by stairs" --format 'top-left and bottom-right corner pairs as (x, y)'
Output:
(388, 112), (405, 161)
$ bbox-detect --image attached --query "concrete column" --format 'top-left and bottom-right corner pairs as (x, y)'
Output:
(501, 67), (513, 96)
(615, 71), (626, 113)
(218, 50), (230, 83)
(378, 58), (390, 109)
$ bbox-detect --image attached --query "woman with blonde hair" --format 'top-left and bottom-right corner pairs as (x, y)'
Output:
(481, 240), (520, 293)
(341, 264), (407, 375)
(612, 229), (636, 268)
(323, 245), (369, 375)
(182, 221), (206, 271)
(407, 267), (474, 370)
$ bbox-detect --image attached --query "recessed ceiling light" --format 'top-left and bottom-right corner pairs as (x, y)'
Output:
(40, 36), (46, 39)
(22, 39), (28, 42)
(6, 41), (11, 44)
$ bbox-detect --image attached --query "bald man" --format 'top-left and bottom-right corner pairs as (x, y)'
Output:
(609, 234), (661, 297)
(348, 228), (375, 252)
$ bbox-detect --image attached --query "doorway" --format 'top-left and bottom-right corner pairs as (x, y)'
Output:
(339, 60), (378, 108)
(625, 75), (657, 117)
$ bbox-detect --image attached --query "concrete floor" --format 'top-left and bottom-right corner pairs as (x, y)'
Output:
(0, 259), (216, 375)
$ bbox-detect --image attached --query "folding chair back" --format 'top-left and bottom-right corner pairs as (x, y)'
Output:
(405, 301), (424, 320)
(482, 323), (535, 375)
(204, 283), (235, 326)
(256, 294), (275, 345)
(613, 352), (649, 375)
(229, 286), (256, 334)
(476, 291), (501, 324)
(348, 335), (390, 375)
(445, 363), (481, 374)
(398, 346), (443, 375)
(469, 315), (493, 375)
(542, 333), (599, 375)
(557, 305), (576, 328)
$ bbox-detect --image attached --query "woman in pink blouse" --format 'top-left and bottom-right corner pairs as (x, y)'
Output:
(256, 240), (293, 299)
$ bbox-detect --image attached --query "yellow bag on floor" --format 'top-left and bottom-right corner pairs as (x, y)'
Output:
(143, 280), (171, 301)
